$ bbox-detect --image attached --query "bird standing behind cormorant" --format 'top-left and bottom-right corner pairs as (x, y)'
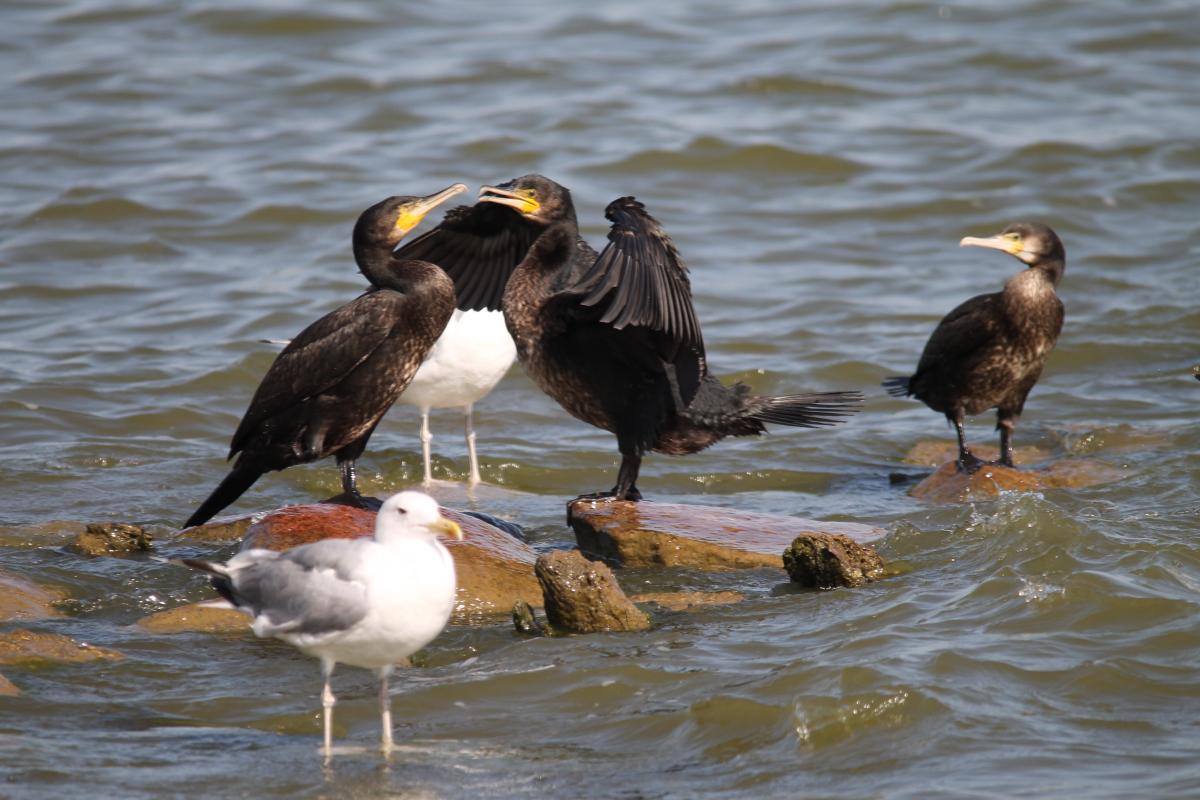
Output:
(184, 184), (466, 528)
(385, 201), (550, 485)
(440, 174), (861, 500)
(883, 222), (1066, 472)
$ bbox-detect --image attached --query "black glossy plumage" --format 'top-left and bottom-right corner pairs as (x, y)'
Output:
(884, 222), (1066, 472)
(184, 188), (463, 528)
(476, 175), (861, 500)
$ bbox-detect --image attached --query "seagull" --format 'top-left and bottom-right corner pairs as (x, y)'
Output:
(181, 491), (462, 758)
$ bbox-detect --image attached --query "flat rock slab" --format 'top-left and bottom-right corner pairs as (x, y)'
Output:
(784, 534), (884, 589)
(912, 458), (1122, 503)
(569, 498), (883, 571)
(240, 502), (542, 624)
(0, 571), (65, 623)
(0, 629), (123, 666)
(535, 549), (650, 633)
(138, 602), (251, 634)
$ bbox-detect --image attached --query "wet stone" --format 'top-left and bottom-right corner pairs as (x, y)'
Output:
(177, 513), (255, 543)
(629, 591), (745, 611)
(240, 501), (542, 624)
(568, 498), (883, 572)
(0, 629), (123, 665)
(904, 440), (1050, 468)
(0, 571), (65, 623)
(73, 522), (153, 556)
(138, 602), (250, 634)
(534, 549), (651, 633)
(911, 458), (1121, 503)
(783, 534), (885, 589)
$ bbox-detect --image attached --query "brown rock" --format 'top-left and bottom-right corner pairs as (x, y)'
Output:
(535, 549), (650, 633)
(783, 533), (885, 589)
(0, 673), (18, 696)
(629, 591), (745, 611)
(904, 440), (1050, 468)
(569, 498), (883, 571)
(240, 502), (542, 624)
(178, 514), (255, 543)
(911, 458), (1120, 503)
(0, 629), (123, 665)
(73, 522), (153, 556)
(0, 571), (65, 622)
(137, 602), (250, 634)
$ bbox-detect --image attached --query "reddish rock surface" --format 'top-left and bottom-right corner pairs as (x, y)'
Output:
(0, 629), (123, 665)
(911, 458), (1122, 503)
(534, 549), (650, 633)
(0, 571), (65, 622)
(239, 502), (542, 624)
(568, 498), (883, 571)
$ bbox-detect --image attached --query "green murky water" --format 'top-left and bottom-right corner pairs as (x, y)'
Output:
(2, 1), (1198, 797)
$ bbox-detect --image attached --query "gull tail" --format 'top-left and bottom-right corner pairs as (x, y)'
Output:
(178, 557), (238, 607)
(183, 462), (262, 529)
(751, 391), (863, 428)
(882, 376), (912, 398)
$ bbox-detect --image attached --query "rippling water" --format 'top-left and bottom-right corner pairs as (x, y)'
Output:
(2, 1), (1199, 797)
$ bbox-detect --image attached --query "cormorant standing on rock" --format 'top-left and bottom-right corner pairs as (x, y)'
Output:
(883, 222), (1065, 473)
(450, 174), (861, 500)
(184, 184), (466, 528)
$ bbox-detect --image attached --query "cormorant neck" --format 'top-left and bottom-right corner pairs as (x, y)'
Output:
(354, 235), (406, 288)
(1032, 257), (1065, 288)
(527, 219), (578, 272)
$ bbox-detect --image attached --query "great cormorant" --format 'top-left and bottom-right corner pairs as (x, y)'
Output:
(883, 222), (1065, 473)
(446, 174), (862, 500)
(184, 184), (466, 528)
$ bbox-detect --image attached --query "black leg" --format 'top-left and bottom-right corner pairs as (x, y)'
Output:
(612, 446), (643, 501)
(997, 416), (1015, 468)
(953, 414), (983, 474)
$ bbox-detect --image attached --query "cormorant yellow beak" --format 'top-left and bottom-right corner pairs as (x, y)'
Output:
(477, 184), (542, 216)
(427, 515), (464, 541)
(394, 183), (468, 235)
(960, 233), (1023, 256)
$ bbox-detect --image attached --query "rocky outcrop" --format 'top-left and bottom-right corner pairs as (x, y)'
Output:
(72, 522), (153, 556)
(239, 502), (542, 624)
(911, 458), (1122, 503)
(569, 498), (883, 572)
(783, 534), (884, 588)
(0, 629), (123, 665)
(534, 549), (650, 633)
(0, 571), (65, 622)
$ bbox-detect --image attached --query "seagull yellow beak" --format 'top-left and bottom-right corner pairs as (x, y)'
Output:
(960, 233), (1023, 256)
(478, 184), (542, 216)
(428, 516), (464, 541)
(394, 183), (468, 235)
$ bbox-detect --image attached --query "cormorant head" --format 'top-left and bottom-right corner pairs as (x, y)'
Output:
(960, 222), (1065, 268)
(476, 174), (575, 225)
(354, 183), (467, 248)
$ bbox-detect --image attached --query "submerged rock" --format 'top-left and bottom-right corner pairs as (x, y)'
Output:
(911, 458), (1121, 503)
(73, 522), (153, 556)
(628, 591), (745, 611)
(568, 498), (883, 572)
(534, 549), (650, 633)
(177, 514), (255, 543)
(783, 534), (884, 589)
(0, 673), (18, 696)
(904, 440), (1050, 468)
(0, 571), (65, 622)
(240, 502), (542, 623)
(137, 602), (250, 634)
(0, 629), (123, 665)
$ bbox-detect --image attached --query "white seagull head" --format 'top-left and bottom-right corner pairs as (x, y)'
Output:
(374, 491), (463, 545)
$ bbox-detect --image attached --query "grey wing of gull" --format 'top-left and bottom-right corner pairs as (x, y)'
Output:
(227, 541), (371, 637)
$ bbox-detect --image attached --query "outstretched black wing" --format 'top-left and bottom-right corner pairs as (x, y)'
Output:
(568, 196), (703, 352)
(393, 203), (542, 311)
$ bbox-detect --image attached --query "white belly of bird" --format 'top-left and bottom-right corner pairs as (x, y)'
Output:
(288, 540), (457, 670)
(399, 309), (516, 410)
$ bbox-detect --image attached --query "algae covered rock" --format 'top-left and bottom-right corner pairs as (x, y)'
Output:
(534, 549), (650, 633)
(0, 629), (123, 665)
(783, 533), (884, 589)
(73, 522), (153, 556)
(569, 498), (882, 571)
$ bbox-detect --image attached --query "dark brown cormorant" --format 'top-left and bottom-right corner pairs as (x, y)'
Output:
(883, 222), (1065, 473)
(184, 184), (467, 528)
(431, 174), (861, 500)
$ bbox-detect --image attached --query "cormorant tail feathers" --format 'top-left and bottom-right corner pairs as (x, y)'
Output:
(183, 463), (262, 529)
(751, 391), (863, 428)
(882, 376), (912, 398)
